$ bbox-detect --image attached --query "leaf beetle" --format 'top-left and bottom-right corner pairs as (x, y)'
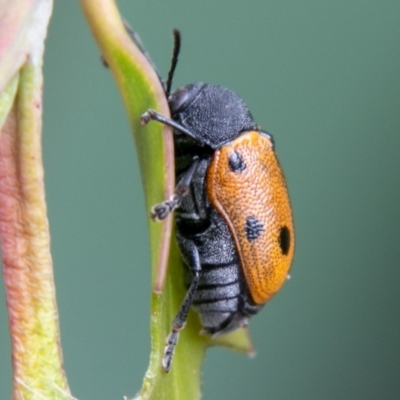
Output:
(140, 30), (295, 372)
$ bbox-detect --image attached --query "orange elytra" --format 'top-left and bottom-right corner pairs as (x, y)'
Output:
(207, 130), (294, 305)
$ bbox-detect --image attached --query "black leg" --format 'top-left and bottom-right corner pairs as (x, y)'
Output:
(141, 109), (205, 145)
(151, 157), (199, 221)
(162, 241), (201, 372)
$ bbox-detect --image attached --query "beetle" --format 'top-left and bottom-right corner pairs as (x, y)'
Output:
(140, 30), (295, 372)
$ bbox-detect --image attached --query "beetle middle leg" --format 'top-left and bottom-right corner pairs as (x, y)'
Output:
(151, 157), (199, 221)
(162, 239), (201, 372)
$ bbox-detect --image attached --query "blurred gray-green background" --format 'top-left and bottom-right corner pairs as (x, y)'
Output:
(1, 1), (400, 399)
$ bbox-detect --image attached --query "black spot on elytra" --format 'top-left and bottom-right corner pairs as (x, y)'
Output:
(228, 151), (246, 172)
(279, 226), (290, 255)
(245, 216), (264, 241)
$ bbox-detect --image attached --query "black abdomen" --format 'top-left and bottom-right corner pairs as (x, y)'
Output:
(191, 259), (250, 334)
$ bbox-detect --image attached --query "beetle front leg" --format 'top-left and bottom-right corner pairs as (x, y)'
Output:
(141, 109), (205, 144)
(151, 157), (199, 221)
(162, 240), (201, 372)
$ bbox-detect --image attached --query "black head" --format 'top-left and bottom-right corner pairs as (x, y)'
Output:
(163, 31), (257, 149)
(168, 83), (257, 149)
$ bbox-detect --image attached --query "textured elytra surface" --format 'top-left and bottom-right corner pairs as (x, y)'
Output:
(207, 131), (295, 305)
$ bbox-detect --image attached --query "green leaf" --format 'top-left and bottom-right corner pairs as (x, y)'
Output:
(0, 2), (74, 398)
(80, 1), (254, 399)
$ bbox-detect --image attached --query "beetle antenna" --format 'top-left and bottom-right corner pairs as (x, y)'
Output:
(165, 29), (181, 98)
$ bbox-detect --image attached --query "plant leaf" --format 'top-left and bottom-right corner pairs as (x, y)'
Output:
(0, 2), (73, 398)
(80, 1), (254, 399)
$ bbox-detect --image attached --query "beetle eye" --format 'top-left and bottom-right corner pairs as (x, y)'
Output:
(169, 83), (205, 116)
